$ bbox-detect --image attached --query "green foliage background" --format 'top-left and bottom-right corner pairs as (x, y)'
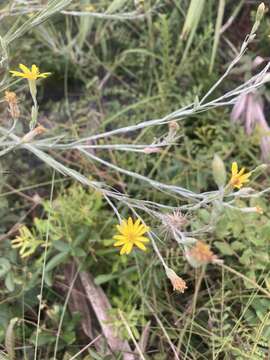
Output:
(0, 0), (270, 359)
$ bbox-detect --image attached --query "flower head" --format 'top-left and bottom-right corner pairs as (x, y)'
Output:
(11, 225), (45, 259)
(5, 91), (20, 119)
(22, 125), (46, 142)
(165, 268), (187, 293)
(229, 162), (251, 189)
(185, 240), (217, 268)
(255, 206), (264, 214)
(10, 64), (51, 81)
(161, 210), (188, 237)
(113, 217), (150, 255)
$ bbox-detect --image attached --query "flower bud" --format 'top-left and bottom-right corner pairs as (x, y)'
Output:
(22, 125), (46, 143)
(256, 3), (265, 23)
(212, 154), (226, 188)
(5, 91), (20, 119)
(165, 268), (187, 293)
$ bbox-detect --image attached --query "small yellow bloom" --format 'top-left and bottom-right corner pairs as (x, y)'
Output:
(113, 217), (150, 255)
(10, 64), (51, 81)
(229, 162), (251, 189)
(11, 225), (45, 259)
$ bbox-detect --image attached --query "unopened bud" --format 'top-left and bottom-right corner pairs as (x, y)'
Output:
(255, 206), (264, 214)
(256, 163), (268, 171)
(256, 3), (265, 23)
(169, 121), (179, 132)
(212, 154), (226, 188)
(22, 125), (46, 142)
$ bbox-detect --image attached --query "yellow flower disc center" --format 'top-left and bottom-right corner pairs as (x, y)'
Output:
(127, 232), (136, 243)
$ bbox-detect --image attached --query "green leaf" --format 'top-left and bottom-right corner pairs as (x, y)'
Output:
(212, 154), (226, 188)
(231, 241), (245, 251)
(30, 331), (55, 346)
(106, 0), (129, 14)
(53, 240), (71, 252)
(94, 274), (117, 285)
(5, 273), (15, 292)
(198, 209), (211, 223)
(73, 227), (90, 247)
(239, 249), (252, 266)
(0, 258), (11, 278)
(214, 241), (234, 255)
(45, 253), (68, 272)
(95, 266), (137, 285)
(88, 349), (107, 360)
(71, 247), (86, 257)
(231, 221), (243, 237)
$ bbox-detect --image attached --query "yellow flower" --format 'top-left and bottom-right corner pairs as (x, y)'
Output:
(11, 225), (45, 259)
(10, 64), (51, 81)
(113, 217), (150, 255)
(229, 162), (251, 189)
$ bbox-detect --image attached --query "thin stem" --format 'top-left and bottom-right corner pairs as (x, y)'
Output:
(34, 170), (55, 360)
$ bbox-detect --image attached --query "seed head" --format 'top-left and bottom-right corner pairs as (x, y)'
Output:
(162, 210), (188, 235)
(166, 268), (187, 293)
(5, 91), (20, 119)
(185, 240), (217, 268)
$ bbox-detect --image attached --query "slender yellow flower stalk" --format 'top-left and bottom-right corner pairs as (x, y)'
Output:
(10, 64), (51, 130)
(165, 268), (187, 293)
(113, 217), (150, 255)
(229, 162), (251, 189)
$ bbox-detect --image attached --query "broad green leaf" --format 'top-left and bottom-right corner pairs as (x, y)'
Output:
(106, 0), (128, 14)
(214, 241), (234, 256)
(5, 272), (15, 292)
(0, 258), (11, 278)
(53, 240), (71, 252)
(45, 253), (68, 272)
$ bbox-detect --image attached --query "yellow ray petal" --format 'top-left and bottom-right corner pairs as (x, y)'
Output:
(135, 224), (149, 236)
(136, 236), (150, 243)
(10, 71), (26, 77)
(19, 63), (31, 74)
(39, 72), (51, 78)
(120, 243), (129, 255)
(113, 235), (126, 241)
(231, 162), (238, 176)
(134, 241), (147, 251)
(114, 240), (126, 246)
(240, 172), (251, 180)
(127, 217), (133, 228)
(31, 64), (39, 75)
(238, 167), (245, 176)
(125, 242), (133, 254)
(116, 223), (128, 235)
(133, 218), (141, 231)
